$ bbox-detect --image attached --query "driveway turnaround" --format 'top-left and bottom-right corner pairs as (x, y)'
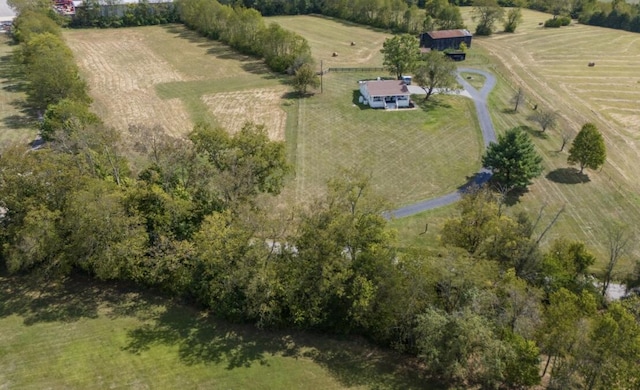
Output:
(388, 68), (497, 219)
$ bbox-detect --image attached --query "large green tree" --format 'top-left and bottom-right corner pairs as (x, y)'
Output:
(482, 127), (544, 190)
(380, 34), (421, 80)
(472, 0), (505, 36)
(292, 63), (319, 96)
(189, 122), (290, 205)
(434, 4), (465, 30)
(568, 122), (606, 173)
(503, 7), (523, 32)
(413, 50), (456, 101)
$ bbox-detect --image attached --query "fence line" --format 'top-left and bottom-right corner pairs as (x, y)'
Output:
(323, 67), (385, 74)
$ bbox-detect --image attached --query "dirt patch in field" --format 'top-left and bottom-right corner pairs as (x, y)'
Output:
(65, 29), (192, 137)
(201, 88), (288, 140)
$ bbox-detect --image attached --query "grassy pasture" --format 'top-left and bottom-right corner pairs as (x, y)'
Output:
(64, 25), (287, 139)
(0, 274), (429, 389)
(266, 15), (390, 67)
(292, 71), (481, 206)
(394, 8), (640, 271)
(65, 22), (481, 208)
(0, 35), (37, 148)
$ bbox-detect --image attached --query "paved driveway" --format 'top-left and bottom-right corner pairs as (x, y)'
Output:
(388, 68), (497, 219)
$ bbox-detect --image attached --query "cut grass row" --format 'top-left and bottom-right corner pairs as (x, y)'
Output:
(0, 274), (430, 389)
(292, 71), (482, 206)
(393, 9), (640, 272)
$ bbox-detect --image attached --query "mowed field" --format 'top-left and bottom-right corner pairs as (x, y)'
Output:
(267, 15), (390, 67)
(65, 22), (482, 207)
(64, 25), (288, 140)
(0, 35), (37, 147)
(449, 8), (640, 269)
(0, 275), (428, 389)
(269, 15), (481, 204)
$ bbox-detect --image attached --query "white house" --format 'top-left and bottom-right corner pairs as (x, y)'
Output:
(359, 79), (411, 109)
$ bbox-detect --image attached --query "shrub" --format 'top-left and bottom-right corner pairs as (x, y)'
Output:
(475, 24), (493, 36)
(544, 17), (571, 28)
(544, 18), (562, 28)
(559, 16), (571, 26)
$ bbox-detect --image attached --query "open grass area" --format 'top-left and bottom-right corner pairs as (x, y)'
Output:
(0, 274), (431, 389)
(64, 23), (481, 208)
(0, 35), (37, 148)
(267, 15), (390, 68)
(64, 25), (287, 139)
(293, 71), (481, 206)
(392, 8), (640, 272)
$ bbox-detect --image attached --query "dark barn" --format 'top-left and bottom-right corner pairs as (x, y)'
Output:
(420, 29), (473, 51)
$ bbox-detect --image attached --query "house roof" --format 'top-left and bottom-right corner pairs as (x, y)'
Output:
(426, 29), (472, 39)
(364, 80), (410, 96)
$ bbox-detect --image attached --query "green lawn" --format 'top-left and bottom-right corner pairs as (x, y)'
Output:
(386, 9), (640, 273)
(0, 274), (431, 389)
(291, 71), (482, 206)
(0, 35), (37, 148)
(455, 8), (640, 272)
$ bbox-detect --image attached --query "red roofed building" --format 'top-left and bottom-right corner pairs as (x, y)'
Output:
(420, 29), (472, 51)
(358, 79), (411, 109)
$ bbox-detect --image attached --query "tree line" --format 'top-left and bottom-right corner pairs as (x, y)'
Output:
(176, 0), (312, 73)
(70, 0), (180, 28)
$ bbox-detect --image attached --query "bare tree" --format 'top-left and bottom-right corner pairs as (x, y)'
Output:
(560, 129), (572, 152)
(511, 87), (525, 112)
(528, 109), (558, 132)
(601, 222), (634, 297)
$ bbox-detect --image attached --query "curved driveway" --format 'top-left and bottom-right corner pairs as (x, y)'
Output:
(389, 68), (497, 219)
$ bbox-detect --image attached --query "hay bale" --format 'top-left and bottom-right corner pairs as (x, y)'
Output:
(332, 52), (338, 57)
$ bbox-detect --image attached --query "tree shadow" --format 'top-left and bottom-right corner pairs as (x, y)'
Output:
(159, 24), (281, 80)
(0, 272), (163, 326)
(458, 170), (492, 192)
(413, 95), (452, 112)
(546, 167), (590, 184)
(517, 124), (548, 139)
(502, 185), (529, 206)
(351, 89), (368, 109)
(3, 114), (35, 130)
(0, 272), (433, 389)
(122, 303), (433, 388)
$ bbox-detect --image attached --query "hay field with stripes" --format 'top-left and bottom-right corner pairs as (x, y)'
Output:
(453, 8), (640, 268)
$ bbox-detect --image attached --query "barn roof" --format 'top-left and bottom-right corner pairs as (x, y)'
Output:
(426, 29), (472, 39)
(363, 80), (410, 96)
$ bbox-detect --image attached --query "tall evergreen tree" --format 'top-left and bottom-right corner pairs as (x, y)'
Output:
(482, 127), (544, 190)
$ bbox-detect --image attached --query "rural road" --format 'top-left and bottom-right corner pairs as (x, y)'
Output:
(388, 68), (497, 219)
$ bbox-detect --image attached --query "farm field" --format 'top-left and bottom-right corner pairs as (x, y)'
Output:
(62, 13), (640, 270)
(65, 23), (481, 207)
(0, 35), (37, 147)
(0, 274), (429, 389)
(267, 15), (390, 67)
(64, 25), (287, 139)
(395, 8), (640, 270)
